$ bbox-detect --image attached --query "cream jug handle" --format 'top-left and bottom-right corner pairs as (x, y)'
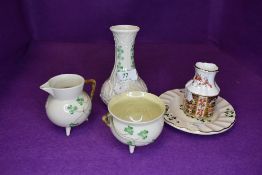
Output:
(102, 113), (111, 127)
(85, 79), (96, 101)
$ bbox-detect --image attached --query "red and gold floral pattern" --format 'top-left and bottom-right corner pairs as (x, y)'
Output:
(183, 93), (217, 118)
(193, 73), (212, 88)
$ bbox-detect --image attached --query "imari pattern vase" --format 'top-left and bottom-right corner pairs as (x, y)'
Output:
(184, 62), (220, 119)
(100, 25), (147, 104)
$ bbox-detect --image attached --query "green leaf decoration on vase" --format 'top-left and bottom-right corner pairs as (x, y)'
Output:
(116, 46), (124, 72)
(131, 44), (135, 68)
(124, 125), (134, 135)
(76, 97), (84, 106)
(117, 46), (124, 60)
(117, 62), (123, 72)
(67, 105), (78, 115)
(138, 130), (149, 139)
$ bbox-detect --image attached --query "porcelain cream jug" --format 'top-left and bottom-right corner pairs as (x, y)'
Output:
(184, 62), (219, 118)
(100, 25), (147, 104)
(102, 91), (165, 153)
(40, 74), (96, 136)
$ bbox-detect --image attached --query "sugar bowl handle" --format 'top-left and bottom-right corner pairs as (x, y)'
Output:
(85, 79), (96, 101)
(102, 113), (111, 127)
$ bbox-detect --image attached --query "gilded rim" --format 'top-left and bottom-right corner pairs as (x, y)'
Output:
(194, 63), (219, 73)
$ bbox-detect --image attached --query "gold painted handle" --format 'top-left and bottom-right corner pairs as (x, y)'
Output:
(85, 79), (96, 101)
(102, 113), (110, 127)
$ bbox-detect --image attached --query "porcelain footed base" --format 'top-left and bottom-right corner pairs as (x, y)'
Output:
(129, 145), (135, 154)
(66, 127), (71, 136)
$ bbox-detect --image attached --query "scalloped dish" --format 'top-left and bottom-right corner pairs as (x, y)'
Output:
(159, 89), (236, 135)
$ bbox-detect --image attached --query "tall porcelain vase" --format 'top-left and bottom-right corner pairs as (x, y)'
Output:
(100, 25), (147, 104)
(184, 62), (220, 118)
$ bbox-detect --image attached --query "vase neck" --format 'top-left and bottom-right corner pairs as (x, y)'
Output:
(112, 32), (137, 72)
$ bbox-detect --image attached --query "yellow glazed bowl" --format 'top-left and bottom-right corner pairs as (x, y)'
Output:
(103, 91), (165, 153)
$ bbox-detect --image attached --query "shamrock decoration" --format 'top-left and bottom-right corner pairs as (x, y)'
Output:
(76, 97), (84, 106)
(67, 105), (78, 114)
(138, 130), (149, 139)
(117, 62), (123, 71)
(224, 108), (235, 117)
(127, 141), (134, 146)
(131, 45), (135, 68)
(117, 46), (124, 60)
(124, 125), (134, 135)
(69, 123), (78, 127)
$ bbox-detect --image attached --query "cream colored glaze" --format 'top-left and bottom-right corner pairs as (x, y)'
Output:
(109, 92), (165, 122)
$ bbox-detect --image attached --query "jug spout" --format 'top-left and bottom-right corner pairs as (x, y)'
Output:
(40, 82), (54, 96)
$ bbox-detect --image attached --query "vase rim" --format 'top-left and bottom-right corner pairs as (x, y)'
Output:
(195, 62), (219, 72)
(110, 25), (140, 32)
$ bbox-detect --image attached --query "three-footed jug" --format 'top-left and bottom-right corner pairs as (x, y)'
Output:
(40, 74), (96, 136)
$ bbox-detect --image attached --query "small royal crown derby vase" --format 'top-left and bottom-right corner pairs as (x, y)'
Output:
(40, 74), (96, 136)
(102, 91), (165, 154)
(184, 62), (220, 119)
(100, 25), (147, 104)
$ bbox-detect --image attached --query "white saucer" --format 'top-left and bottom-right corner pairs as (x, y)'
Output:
(159, 89), (236, 135)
